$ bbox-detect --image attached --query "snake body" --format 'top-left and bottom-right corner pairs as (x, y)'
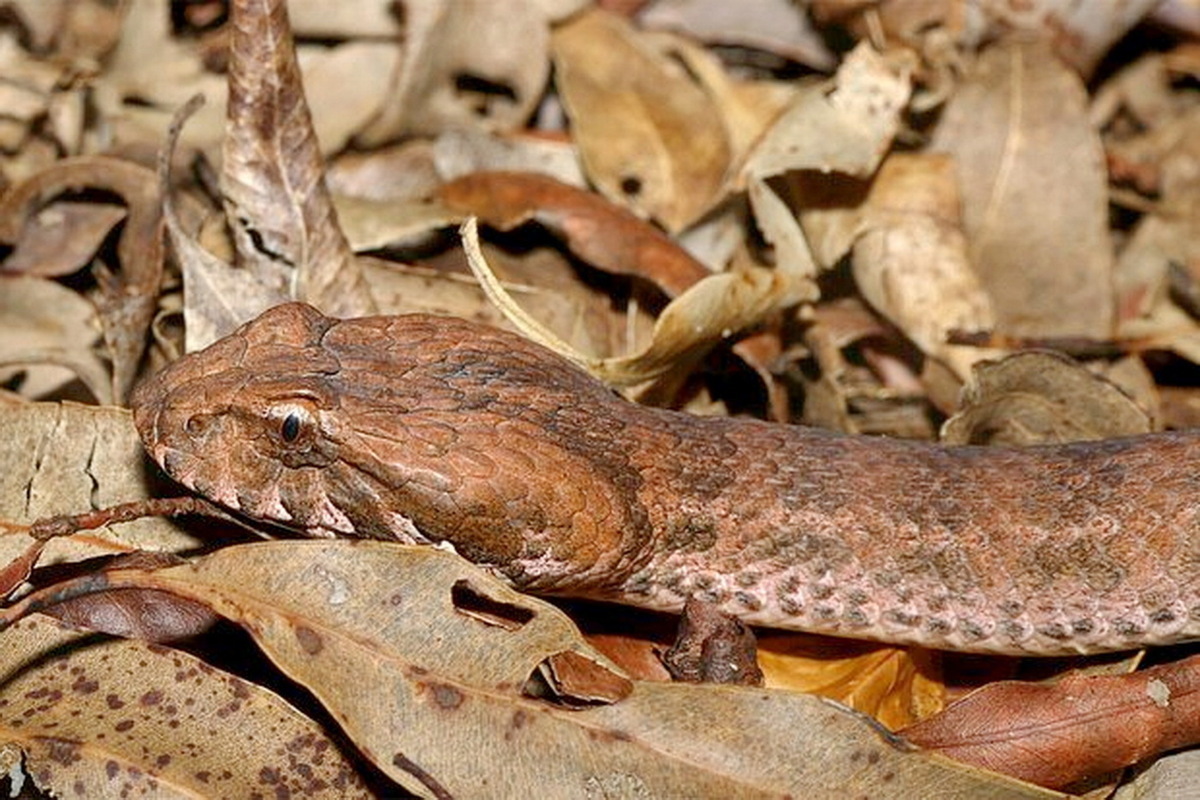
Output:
(131, 303), (1200, 655)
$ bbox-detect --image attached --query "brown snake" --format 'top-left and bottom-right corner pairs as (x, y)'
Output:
(131, 303), (1200, 656)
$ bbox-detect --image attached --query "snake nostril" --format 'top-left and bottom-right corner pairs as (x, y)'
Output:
(184, 414), (209, 436)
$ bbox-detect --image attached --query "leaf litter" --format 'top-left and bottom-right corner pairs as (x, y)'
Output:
(1, 0), (1199, 795)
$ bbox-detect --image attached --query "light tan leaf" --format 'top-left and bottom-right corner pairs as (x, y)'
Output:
(0, 613), (370, 798)
(850, 154), (998, 380)
(433, 128), (586, 187)
(740, 42), (913, 183)
(99, 541), (1055, 799)
(294, 41), (400, 154)
(552, 7), (732, 231)
(0, 402), (205, 572)
(0, 278), (110, 403)
(639, 0), (836, 69)
(460, 218), (808, 386)
(97, 0), (228, 155)
(159, 96), (288, 352)
(931, 39), (1114, 339)
(355, 0), (553, 145)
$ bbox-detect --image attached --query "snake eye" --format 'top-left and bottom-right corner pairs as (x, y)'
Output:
(281, 412), (302, 442)
(271, 403), (316, 446)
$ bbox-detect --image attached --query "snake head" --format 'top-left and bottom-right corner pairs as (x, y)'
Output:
(131, 303), (355, 535)
(131, 302), (651, 593)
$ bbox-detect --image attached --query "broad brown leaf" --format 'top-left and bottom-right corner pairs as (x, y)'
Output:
(0, 613), (369, 797)
(220, 0), (374, 322)
(89, 541), (1055, 799)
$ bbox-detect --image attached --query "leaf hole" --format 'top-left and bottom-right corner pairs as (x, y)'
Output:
(453, 72), (518, 117)
(450, 579), (534, 630)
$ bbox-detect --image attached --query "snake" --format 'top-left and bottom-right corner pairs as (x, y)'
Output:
(130, 302), (1200, 655)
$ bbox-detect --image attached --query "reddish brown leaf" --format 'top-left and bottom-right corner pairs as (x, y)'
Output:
(902, 654), (1200, 791)
(439, 170), (711, 297)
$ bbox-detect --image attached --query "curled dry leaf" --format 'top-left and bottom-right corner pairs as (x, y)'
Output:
(0, 278), (110, 404)
(45, 553), (218, 643)
(0, 613), (369, 798)
(740, 41), (913, 183)
(0, 201), (128, 279)
(90, 541), (1054, 798)
(220, 0), (375, 323)
(941, 352), (1153, 447)
(932, 38), (1114, 339)
(160, 97), (288, 353)
(439, 171), (713, 296)
(461, 218), (808, 386)
(0, 156), (163, 402)
(901, 653), (1200, 792)
(355, 0), (555, 145)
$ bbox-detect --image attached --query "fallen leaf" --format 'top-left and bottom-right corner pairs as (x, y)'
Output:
(849, 153), (998, 380)
(82, 541), (1055, 798)
(220, 0), (375, 322)
(440, 171), (713, 296)
(0, 613), (370, 798)
(354, 0), (557, 145)
(552, 7), (732, 230)
(0, 201), (127, 278)
(740, 42), (913, 182)
(0, 278), (110, 404)
(941, 352), (1153, 447)
(0, 401), (206, 573)
(902, 654), (1200, 792)
(932, 39), (1114, 339)
(0, 156), (163, 402)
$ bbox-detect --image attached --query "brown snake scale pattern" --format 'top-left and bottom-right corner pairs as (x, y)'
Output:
(131, 303), (1200, 655)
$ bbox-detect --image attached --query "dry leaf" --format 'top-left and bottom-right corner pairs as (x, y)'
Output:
(220, 0), (375, 322)
(0, 402), (206, 571)
(638, 0), (835, 69)
(0, 201), (127, 278)
(440, 171), (713, 296)
(84, 541), (1055, 798)
(902, 654), (1200, 792)
(757, 634), (945, 732)
(0, 156), (163, 402)
(849, 153), (998, 380)
(941, 352), (1153, 447)
(932, 39), (1114, 339)
(740, 42), (913, 183)
(552, 7), (732, 231)
(433, 128), (586, 188)
(354, 0), (556, 145)
(0, 278), (110, 403)
(0, 613), (370, 797)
